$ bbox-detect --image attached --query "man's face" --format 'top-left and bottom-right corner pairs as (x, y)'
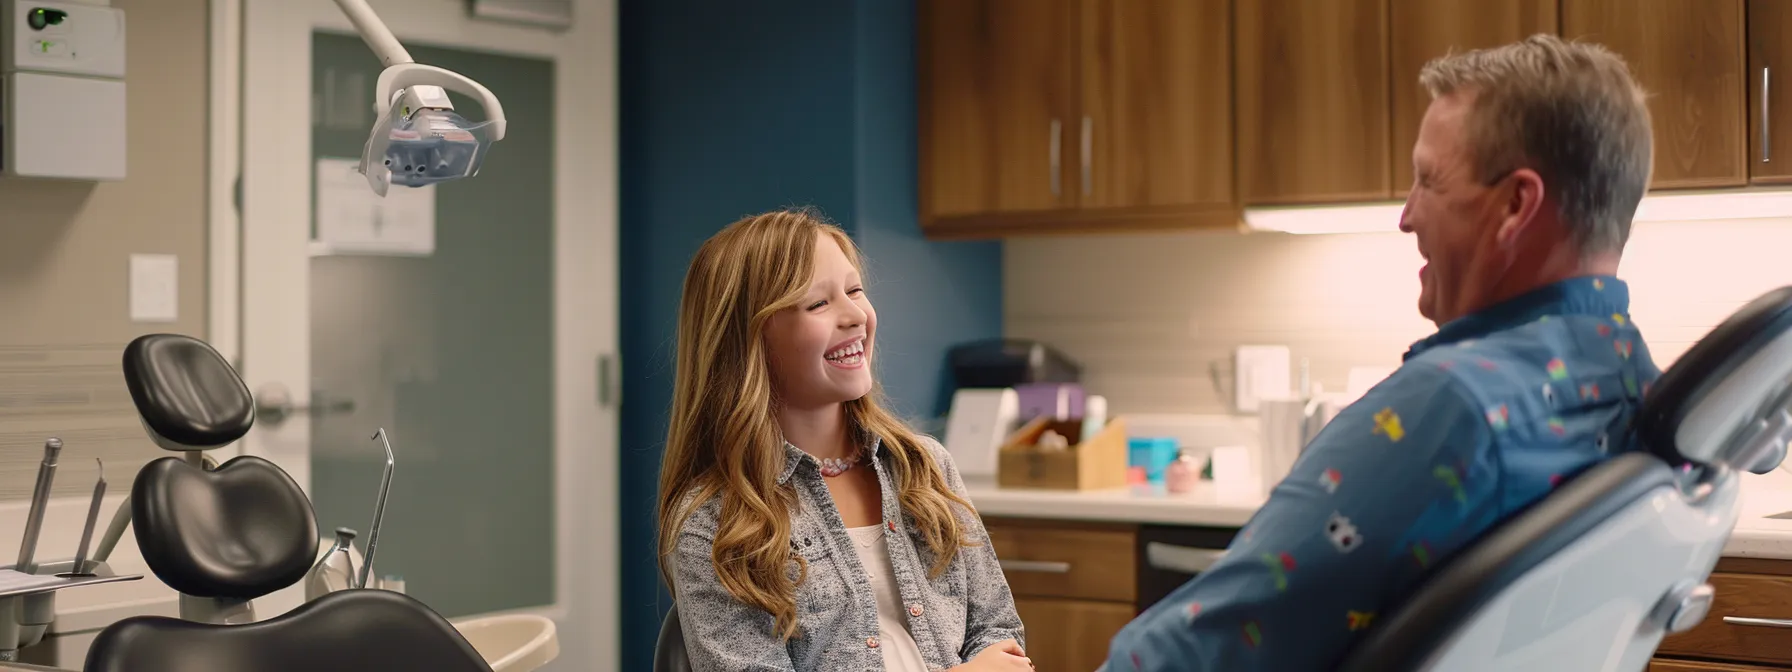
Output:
(1400, 93), (1510, 326)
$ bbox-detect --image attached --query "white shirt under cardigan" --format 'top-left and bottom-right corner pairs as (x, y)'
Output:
(847, 524), (930, 671)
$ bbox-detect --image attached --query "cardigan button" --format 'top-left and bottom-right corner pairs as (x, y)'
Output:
(909, 604), (924, 617)
(866, 635), (880, 649)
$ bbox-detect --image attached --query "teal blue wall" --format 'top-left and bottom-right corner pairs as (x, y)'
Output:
(618, 0), (1003, 667)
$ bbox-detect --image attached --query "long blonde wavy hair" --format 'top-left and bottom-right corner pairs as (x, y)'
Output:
(656, 207), (976, 640)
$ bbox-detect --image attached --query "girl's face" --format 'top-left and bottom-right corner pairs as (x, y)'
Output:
(764, 234), (877, 410)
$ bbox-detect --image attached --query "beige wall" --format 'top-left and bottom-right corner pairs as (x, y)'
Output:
(0, 0), (209, 500)
(1007, 217), (1792, 416)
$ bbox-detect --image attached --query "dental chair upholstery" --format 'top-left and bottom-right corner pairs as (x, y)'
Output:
(1338, 286), (1792, 672)
(655, 604), (691, 672)
(83, 334), (493, 672)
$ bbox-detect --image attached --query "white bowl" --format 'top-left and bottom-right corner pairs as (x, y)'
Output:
(451, 614), (560, 672)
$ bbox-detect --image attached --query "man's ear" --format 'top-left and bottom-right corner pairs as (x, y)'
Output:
(1494, 168), (1547, 247)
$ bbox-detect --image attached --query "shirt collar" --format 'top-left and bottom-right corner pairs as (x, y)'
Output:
(778, 435), (884, 485)
(1405, 275), (1630, 361)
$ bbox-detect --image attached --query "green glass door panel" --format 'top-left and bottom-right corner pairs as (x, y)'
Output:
(309, 31), (555, 618)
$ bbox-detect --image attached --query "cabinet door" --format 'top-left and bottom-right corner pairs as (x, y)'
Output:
(1389, 0), (1558, 199)
(1749, 0), (1792, 184)
(1012, 597), (1135, 672)
(1562, 0), (1747, 189)
(1078, 0), (1232, 214)
(1235, 0), (1392, 205)
(919, 0), (1080, 224)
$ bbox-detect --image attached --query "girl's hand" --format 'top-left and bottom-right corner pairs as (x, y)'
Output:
(949, 639), (1033, 670)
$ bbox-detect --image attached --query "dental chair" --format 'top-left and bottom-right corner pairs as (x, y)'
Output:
(80, 334), (493, 672)
(654, 604), (690, 672)
(1337, 285), (1792, 672)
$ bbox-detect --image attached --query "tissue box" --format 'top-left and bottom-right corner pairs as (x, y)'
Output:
(997, 415), (1128, 490)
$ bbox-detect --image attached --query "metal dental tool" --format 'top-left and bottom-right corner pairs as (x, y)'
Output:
(357, 428), (397, 590)
(70, 460), (107, 576)
(16, 439), (62, 575)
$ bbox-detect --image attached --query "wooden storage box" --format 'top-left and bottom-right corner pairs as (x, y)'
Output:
(997, 416), (1129, 490)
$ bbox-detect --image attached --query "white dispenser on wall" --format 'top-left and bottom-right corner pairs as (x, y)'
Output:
(1, 0), (126, 181)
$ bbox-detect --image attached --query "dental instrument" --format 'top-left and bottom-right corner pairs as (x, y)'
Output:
(0, 444), (140, 664)
(358, 429), (397, 591)
(69, 460), (106, 576)
(15, 439), (61, 575)
(330, 0), (508, 197)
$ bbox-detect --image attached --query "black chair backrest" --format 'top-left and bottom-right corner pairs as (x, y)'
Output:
(655, 604), (691, 672)
(1636, 285), (1792, 470)
(84, 589), (494, 672)
(122, 334), (318, 600)
(130, 455), (318, 599)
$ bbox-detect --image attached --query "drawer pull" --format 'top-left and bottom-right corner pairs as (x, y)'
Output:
(1724, 616), (1792, 628)
(999, 559), (1071, 574)
(1146, 542), (1227, 574)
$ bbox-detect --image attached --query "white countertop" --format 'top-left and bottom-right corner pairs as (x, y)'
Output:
(967, 476), (1792, 561)
(964, 477), (1266, 528)
(1723, 485), (1792, 561)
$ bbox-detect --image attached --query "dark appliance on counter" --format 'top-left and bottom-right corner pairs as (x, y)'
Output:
(1136, 525), (1240, 611)
(948, 338), (1081, 390)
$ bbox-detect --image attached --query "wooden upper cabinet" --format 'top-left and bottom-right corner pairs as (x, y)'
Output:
(1389, 1), (1558, 199)
(919, 0), (1080, 222)
(1562, 0), (1747, 190)
(1749, 0), (1792, 184)
(1235, 0), (1392, 206)
(1078, 0), (1232, 212)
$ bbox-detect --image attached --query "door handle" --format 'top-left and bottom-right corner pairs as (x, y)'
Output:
(1049, 119), (1063, 198)
(1146, 542), (1227, 574)
(255, 383), (357, 427)
(999, 559), (1071, 574)
(1724, 616), (1792, 628)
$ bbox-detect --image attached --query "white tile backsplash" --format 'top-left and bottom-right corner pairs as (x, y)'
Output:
(1007, 216), (1792, 416)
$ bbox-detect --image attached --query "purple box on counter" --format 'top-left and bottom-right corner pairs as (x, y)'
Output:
(1013, 382), (1085, 422)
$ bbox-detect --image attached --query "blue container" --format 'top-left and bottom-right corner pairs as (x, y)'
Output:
(1128, 437), (1180, 483)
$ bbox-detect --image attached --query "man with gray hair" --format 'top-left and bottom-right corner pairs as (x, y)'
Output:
(1104, 34), (1663, 671)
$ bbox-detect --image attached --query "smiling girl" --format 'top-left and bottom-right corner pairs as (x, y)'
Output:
(656, 208), (1029, 671)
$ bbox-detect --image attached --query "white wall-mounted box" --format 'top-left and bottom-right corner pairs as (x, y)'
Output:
(1, 0), (126, 181)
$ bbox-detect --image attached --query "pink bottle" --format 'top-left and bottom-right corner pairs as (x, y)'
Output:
(1165, 450), (1200, 494)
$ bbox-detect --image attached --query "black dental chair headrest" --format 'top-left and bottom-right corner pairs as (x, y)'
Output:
(1635, 285), (1792, 472)
(123, 334), (255, 451)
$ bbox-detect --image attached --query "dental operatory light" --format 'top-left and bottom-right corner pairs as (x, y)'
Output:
(332, 0), (508, 197)
(1243, 190), (1792, 235)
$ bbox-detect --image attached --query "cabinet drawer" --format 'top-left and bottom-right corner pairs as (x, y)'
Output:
(1650, 658), (1786, 671)
(1013, 597), (1135, 672)
(1657, 572), (1792, 665)
(985, 518), (1136, 603)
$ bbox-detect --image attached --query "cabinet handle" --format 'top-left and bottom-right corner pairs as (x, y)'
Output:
(1765, 67), (1772, 163)
(1080, 116), (1093, 196)
(999, 559), (1071, 574)
(1049, 119), (1062, 198)
(1145, 542), (1227, 574)
(1725, 616), (1792, 628)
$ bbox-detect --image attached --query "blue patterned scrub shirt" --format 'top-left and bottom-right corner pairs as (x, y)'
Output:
(1105, 275), (1661, 671)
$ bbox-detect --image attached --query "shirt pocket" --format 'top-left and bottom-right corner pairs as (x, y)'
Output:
(790, 529), (851, 618)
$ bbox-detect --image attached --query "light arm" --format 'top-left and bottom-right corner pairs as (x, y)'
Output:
(331, 0), (414, 68)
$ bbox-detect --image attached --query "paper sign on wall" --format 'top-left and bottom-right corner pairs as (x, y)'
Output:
(312, 157), (436, 256)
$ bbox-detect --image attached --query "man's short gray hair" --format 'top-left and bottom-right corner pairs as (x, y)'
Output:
(1419, 34), (1653, 256)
